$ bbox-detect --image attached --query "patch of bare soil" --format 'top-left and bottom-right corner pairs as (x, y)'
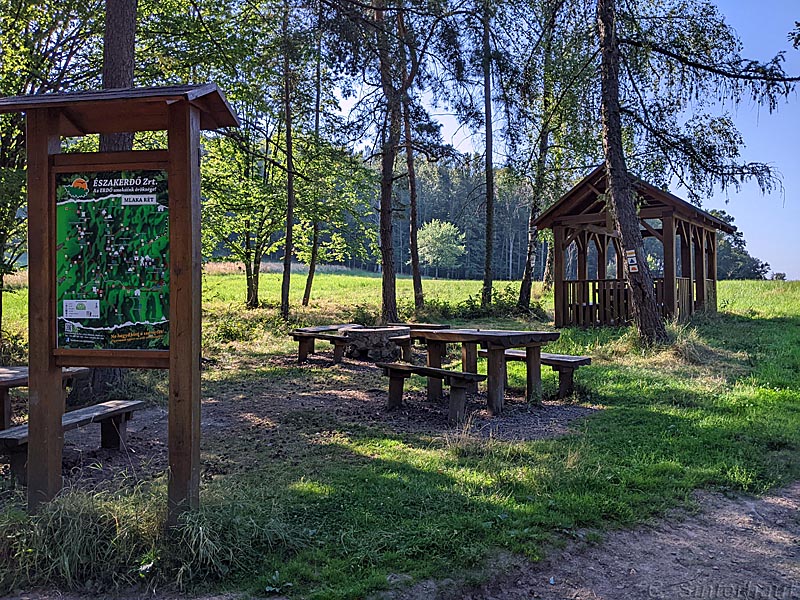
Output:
(381, 483), (800, 600)
(1, 351), (597, 490)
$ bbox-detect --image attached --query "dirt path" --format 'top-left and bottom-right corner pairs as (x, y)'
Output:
(390, 482), (800, 600)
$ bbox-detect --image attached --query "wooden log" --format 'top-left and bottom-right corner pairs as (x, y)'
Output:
(448, 383), (467, 425)
(100, 414), (129, 449)
(387, 373), (407, 409)
(1, 388), (9, 431)
(556, 367), (575, 398)
(297, 337), (313, 363)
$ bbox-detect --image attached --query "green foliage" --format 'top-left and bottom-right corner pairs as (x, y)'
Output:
(407, 283), (547, 322)
(292, 139), (378, 267)
(709, 210), (770, 280)
(417, 219), (466, 274)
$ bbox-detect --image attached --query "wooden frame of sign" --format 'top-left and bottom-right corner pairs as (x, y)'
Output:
(0, 85), (238, 523)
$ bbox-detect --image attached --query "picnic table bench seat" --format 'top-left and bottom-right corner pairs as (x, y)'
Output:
(478, 349), (591, 398)
(0, 399), (145, 485)
(377, 362), (486, 425)
(292, 324), (361, 363)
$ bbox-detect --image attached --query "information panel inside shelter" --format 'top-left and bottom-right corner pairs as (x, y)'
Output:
(55, 170), (169, 350)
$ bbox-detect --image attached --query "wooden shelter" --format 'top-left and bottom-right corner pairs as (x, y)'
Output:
(534, 165), (735, 328)
(0, 85), (238, 519)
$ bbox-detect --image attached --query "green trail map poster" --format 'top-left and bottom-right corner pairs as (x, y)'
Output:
(56, 170), (169, 350)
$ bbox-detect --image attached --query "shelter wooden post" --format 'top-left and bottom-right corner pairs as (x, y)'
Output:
(694, 227), (707, 309)
(679, 221), (693, 316)
(662, 215), (677, 318)
(553, 226), (565, 327)
(708, 231), (718, 312)
(26, 109), (64, 510)
(167, 101), (203, 524)
(597, 235), (607, 279)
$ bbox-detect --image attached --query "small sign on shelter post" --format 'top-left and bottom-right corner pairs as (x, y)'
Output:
(0, 85), (238, 523)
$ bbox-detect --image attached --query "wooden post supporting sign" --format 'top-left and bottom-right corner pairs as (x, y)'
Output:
(0, 85), (238, 520)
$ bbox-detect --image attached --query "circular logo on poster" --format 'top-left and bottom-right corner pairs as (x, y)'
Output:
(66, 178), (89, 198)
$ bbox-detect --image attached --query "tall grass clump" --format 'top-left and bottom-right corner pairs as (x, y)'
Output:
(0, 483), (306, 594)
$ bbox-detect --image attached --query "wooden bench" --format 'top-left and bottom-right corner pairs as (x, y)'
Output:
(478, 349), (591, 398)
(293, 331), (352, 364)
(377, 362), (486, 425)
(388, 335), (412, 362)
(0, 399), (145, 485)
(292, 324), (361, 363)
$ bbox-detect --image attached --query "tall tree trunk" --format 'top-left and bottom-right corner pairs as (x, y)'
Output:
(302, 222), (319, 306)
(518, 4), (557, 308)
(542, 240), (554, 291)
(302, 3), (325, 308)
(100, 0), (137, 152)
(481, 1), (495, 308)
(280, 11), (295, 320)
(375, 0), (399, 323)
(93, 0), (138, 396)
(403, 95), (424, 311)
(597, 0), (668, 345)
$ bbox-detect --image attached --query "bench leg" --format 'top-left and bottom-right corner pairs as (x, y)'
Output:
(525, 346), (543, 405)
(387, 375), (408, 409)
(461, 343), (478, 393)
(298, 338), (313, 363)
(1, 388), (10, 430)
(426, 341), (445, 401)
(486, 348), (506, 415)
(309, 339), (316, 355)
(9, 447), (27, 486)
(556, 368), (575, 399)
(399, 340), (412, 363)
(448, 384), (468, 425)
(333, 341), (346, 364)
(101, 413), (130, 449)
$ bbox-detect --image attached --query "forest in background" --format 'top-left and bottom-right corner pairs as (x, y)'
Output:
(0, 0), (795, 335)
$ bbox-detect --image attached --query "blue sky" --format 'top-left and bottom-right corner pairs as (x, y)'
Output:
(699, 0), (800, 279)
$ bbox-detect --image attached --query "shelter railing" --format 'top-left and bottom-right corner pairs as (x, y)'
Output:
(560, 278), (671, 327)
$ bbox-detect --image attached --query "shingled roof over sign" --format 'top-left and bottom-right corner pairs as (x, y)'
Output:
(0, 83), (239, 135)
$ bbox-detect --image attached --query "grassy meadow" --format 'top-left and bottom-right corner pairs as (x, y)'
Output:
(0, 269), (798, 598)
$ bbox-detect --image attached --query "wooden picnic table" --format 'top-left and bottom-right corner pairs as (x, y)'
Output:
(409, 329), (560, 414)
(0, 366), (90, 430)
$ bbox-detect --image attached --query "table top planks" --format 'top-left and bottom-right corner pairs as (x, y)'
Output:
(0, 366), (91, 388)
(409, 328), (559, 348)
